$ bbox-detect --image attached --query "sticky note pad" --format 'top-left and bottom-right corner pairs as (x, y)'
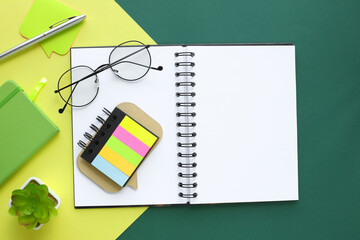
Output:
(81, 108), (159, 187)
(20, 0), (83, 57)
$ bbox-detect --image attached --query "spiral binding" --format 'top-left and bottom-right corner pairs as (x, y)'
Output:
(96, 116), (105, 124)
(178, 162), (197, 167)
(175, 52), (195, 57)
(176, 82), (195, 87)
(179, 192), (198, 198)
(177, 122), (196, 127)
(77, 108), (111, 150)
(176, 112), (196, 117)
(176, 102), (196, 107)
(78, 140), (86, 149)
(178, 172), (197, 178)
(177, 132), (197, 137)
(90, 124), (99, 132)
(177, 142), (197, 147)
(175, 72), (195, 77)
(84, 132), (92, 141)
(175, 62), (195, 67)
(176, 92), (196, 97)
(178, 152), (197, 158)
(178, 182), (197, 188)
(175, 51), (198, 200)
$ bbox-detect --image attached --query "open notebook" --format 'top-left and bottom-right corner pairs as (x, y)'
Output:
(71, 44), (298, 207)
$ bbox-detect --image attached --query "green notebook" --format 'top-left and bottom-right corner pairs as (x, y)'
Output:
(0, 80), (59, 185)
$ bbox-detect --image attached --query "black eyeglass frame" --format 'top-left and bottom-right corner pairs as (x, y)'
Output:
(55, 40), (162, 113)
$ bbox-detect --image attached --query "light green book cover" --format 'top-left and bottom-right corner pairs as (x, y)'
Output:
(0, 80), (59, 185)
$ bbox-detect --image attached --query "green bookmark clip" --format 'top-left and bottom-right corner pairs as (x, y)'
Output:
(29, 77), (47, 102)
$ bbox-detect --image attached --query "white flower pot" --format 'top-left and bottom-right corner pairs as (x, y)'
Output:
(8, 177), (61, 230)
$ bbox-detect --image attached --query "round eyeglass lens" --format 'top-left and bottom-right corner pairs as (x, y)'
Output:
(109, 40), (151, 81)
(57, 65), (99, 107)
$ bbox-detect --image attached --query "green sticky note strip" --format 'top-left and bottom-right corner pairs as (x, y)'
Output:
(20, 0), (83, 58)
(105, 136), (143, 167)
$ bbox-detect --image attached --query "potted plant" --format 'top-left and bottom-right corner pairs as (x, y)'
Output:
(8, 177), (60, 230)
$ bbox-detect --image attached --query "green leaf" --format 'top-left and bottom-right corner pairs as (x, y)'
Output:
(43, 198), (55, 208)
(34, 205), (49, 219)
(37, 214), (50, 224)
(8, 206), (17, 216)
(25, 182), (37, 192)
(12, 195), (27, 207)
(49, 207), (58, 218)
(27, 185), (42, 200)
(18, 215), (36, 226)
(12, 189), (28, 198)
(16, 206), (27, 217)
(26, 221), (38, 230)
(22, 204), (35, 215)
(24, 183), (37, 196)
(27, 195), (40, 207)
(37, 185), (49, 199)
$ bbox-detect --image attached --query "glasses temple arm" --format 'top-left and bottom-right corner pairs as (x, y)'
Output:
(55, 71), (98, 93)
(113, 61), (163, 71)
(58, 82), (79, 113)
(109, 46), (148, 67)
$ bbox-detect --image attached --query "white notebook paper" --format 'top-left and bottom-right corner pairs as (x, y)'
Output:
(71, 44), (298, 207)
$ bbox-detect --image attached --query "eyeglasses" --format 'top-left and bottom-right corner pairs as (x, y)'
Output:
(55, 40), (163, 114)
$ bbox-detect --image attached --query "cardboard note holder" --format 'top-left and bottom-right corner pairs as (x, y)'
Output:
(76, 102), (163, 192)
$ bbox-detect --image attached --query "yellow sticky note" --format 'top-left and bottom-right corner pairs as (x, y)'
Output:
(120, 116), (158, 147)
(20, 0), (83, 58)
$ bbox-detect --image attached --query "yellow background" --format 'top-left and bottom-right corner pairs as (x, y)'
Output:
(0, 0), (155, 239)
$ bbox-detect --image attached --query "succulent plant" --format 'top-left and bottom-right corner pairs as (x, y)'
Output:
(8, 182), (58, 229)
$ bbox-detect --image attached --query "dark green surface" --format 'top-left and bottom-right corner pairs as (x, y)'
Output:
(116, 0), (360, 239)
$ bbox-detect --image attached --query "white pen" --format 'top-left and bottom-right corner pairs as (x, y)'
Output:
(0, 14), (86, 61)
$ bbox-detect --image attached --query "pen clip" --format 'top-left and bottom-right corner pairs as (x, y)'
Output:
(49, 16), (76, 29)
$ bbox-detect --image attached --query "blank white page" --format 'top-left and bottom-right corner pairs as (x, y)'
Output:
(188, 45), (298, 204)
(71, 46), (185, 207)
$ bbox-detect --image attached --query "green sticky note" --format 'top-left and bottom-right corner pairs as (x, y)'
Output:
(106, 136), (143, 167)
(20, 0), (83, 57)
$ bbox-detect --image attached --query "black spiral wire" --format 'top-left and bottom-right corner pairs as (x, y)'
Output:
(77, 108), (111, 149)
(175, 51), (197, 200)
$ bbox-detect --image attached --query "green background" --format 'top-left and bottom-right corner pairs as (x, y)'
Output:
(116, 0), (360, 239)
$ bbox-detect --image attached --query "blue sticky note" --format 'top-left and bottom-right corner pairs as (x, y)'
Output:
(92, 155), (129, 187)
